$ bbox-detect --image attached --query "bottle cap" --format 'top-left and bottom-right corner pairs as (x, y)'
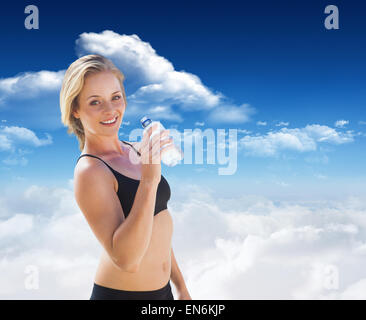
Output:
(140, 116), (152, 128)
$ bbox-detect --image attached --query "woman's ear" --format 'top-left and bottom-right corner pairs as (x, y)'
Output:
(72, 110), (80, 119)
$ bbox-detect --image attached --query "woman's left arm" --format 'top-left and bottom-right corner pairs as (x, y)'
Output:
(170, 247), (192, 300)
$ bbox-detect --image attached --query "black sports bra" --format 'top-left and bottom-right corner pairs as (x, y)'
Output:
(76, 141), (171, 218)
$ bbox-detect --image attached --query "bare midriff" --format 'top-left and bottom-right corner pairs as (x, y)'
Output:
(93, 208), (173, 291)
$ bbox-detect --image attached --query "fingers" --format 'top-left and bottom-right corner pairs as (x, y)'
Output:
(143, 127), (170, 151)
(151, 130), (171, 151)
(149, 132), (172, 164)
(140, 124), (172, 164)
(160, 135), (173, 149)
(160, 139), (175, 154)
(142, 122), (160, 145)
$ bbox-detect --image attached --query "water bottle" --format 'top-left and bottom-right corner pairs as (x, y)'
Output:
(140, 116), (183, 167)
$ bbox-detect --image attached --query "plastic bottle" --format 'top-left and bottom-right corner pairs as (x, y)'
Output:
(140, 116), (183, 167)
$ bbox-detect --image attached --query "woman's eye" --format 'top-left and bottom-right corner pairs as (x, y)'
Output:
(90, 96), (120, 105)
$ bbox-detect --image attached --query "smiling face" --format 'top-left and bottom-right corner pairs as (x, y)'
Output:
(73, 71), (125, 137)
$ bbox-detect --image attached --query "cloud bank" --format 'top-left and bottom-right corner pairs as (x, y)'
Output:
(1, 183), (366, 299)
(239, 124), (355, 157)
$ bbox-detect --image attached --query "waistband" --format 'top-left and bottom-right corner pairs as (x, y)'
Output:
(92, 280), (171, 295)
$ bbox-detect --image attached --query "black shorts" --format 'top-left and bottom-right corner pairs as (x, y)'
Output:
(90, 280), (174, 300)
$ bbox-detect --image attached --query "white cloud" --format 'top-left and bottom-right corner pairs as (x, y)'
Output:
(170, 187), (366, 299)
(257, 121), (267, 126)
(314, 173), (328, 180)
(0, 185), (99, 299)
(275, 121), (289, 127)
(0, 126), (52, 165)
(75, 30), (254, 124)
(1, 147), (32, 167)
(0, 180), (366, 299)
(207, 103), (256, 124)
(0, 214), (33, 239)
(335, 120), (349, 128)
(304, 125), (354, 143)
(1, 183), (366, 299)
(76, 31), (221, 109)
(76, 32), (173, 83)
(0, 70), (65, 98)
(239, 124), (355, 157)
(2, 156), (28, 166)
(0, 134), (12, 151)
(129, 71), (221, 111)
(237, 128), (251, 134)
(0, 126), (52, 148)
(340, 278), (366, 299)
(146, 105), (183, 122)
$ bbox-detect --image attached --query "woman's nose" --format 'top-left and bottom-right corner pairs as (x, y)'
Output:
(103, 101), (114, 112)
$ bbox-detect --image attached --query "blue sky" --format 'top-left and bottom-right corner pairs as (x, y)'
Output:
(0, 0), (365, 201)
(1, 0), (366, 299)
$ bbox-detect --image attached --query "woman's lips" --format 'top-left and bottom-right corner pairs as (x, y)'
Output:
(100, 116), (118, 126)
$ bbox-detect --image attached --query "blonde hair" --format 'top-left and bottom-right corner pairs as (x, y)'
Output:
(60, 54), (127, 151)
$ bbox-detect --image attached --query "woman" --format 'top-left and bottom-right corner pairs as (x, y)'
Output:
(59, 54), (191, 300)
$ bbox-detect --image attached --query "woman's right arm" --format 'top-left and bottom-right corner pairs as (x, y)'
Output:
(111, 179), (159, 272)
(74, 123), (173, 273)
(74, 164), (159, 273)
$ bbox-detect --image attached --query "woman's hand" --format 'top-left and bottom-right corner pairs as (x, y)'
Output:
(138, 122), (172, 185)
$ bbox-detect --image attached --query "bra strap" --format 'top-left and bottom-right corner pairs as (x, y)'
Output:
(121, 140), (141, 157)
(76, 154), (115, 172)
(76, 140), (141, 167)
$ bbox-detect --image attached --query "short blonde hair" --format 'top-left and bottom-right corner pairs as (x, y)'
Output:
(60, 54), (127, 151)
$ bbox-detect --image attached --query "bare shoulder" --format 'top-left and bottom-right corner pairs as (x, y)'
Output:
(74, 155), (116, 191)
(74, 155), (105, 177)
